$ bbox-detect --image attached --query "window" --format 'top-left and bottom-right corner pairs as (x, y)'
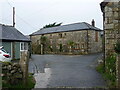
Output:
(95, 32), (98, 42)
(24, 43), (28, 50)
(20, 43), (24, 50)
(64, 33), (66, 36)
(20, 42), (28, 51)
(50, 34), (52, 37)
(75, 44), (79, 49)
(59, 33), (62, 38)
(81, 44), (84, 49)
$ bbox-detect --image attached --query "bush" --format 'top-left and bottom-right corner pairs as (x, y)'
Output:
(106, 54), (116, 75)
(115, 42), (120, 54)
(96, 63), (105, 74)
(96, 54), (117, 88)
(3, 73), (35, 89)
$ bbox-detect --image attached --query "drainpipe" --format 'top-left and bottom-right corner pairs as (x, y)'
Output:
(103, 9), (106, 72)
(87, 30), (89, 54)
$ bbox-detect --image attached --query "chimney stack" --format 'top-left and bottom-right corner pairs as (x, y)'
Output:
(91, 19), (95, 27)
(13, 7), (15, 27)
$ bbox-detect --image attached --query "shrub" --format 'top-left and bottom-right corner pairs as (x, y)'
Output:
(96, 54), (117, 88)
(96, 63), (105, 74)
(106, 54), (116, 75)
(114, 42), (120, 54)
(3, 73), (35, 89)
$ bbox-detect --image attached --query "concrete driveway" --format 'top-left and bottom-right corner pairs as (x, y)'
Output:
(29, 53), (106, 88)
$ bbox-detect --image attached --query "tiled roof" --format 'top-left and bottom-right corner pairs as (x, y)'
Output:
(31, 22), (102, 36)
(0, 24), (30, 42)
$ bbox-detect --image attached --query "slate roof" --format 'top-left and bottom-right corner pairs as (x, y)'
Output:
(31, 22), (102, 36)
(0, 24), (30, 42)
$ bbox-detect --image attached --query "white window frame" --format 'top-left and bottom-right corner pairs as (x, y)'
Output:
(20, 42), (28, 51)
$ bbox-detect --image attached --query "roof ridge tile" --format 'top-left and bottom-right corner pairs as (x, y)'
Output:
(30, 22), (102, 36)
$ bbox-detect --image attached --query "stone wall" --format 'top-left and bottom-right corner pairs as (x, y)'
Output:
(103, 2), (120, 58)
(100, 1), (120, 88)
(31, 30), (102, 54)
(88, 30), (102, 53)
(2, 62), (23, 86)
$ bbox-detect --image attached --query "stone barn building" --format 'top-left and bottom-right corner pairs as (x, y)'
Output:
(30, 21), (103, 55)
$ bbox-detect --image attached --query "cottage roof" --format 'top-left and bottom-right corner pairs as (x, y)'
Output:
(0, 24), (30, 42)
(31, 22), (102, 36)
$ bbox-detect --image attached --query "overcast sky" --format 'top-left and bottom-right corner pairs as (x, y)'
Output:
(1, 0), (103, 35)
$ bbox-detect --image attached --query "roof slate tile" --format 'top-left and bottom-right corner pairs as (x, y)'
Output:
(0, 24), (30, 42)
(31, 22), (102, 36)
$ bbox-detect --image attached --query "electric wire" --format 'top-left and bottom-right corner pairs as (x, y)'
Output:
(5, 0), (37, 30)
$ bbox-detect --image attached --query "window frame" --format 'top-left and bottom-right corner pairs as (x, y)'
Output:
(20, 42), (28, 51)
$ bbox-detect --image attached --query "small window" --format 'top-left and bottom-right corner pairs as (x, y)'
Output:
(59, 33), (62, 38)
(50, 34), (52, 37)
(81, 44), (84, 48)
(75, 44), (79, 49)
(50, 34), (52, 39)
(20, 42), (28, 51)
(21, 43), (24, 50)
(64, 33), (66, 36)
(24, 43), (28, 50)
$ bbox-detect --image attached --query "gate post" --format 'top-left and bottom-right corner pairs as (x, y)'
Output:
(116, 54), (120, 88)
(19, 51), (29, 85)
(41, 44), (43, 54)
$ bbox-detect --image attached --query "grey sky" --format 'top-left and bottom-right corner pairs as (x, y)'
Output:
(1, 0), (103, 35)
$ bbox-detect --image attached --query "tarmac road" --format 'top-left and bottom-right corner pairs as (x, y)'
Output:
(29, 53), (106, 88)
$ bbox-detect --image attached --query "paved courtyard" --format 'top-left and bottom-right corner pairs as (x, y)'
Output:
(29, 53), (106, 88)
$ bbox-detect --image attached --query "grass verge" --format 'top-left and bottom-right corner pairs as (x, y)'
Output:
(2, 73), (35, 89)
(96, 63), (116, 88)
